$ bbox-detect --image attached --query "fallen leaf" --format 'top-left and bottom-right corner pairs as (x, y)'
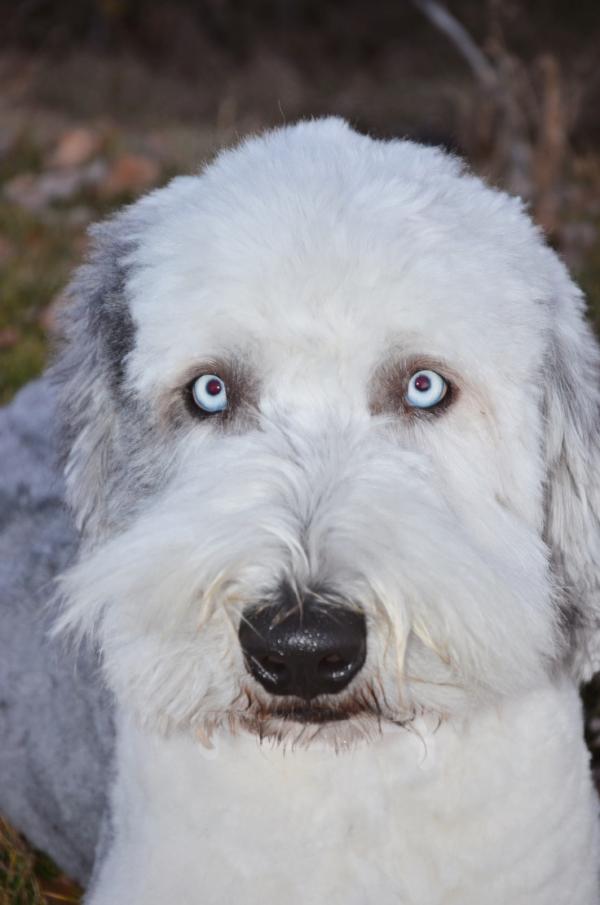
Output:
(49, 127), (102, 169)
(100, 153), (160, 198)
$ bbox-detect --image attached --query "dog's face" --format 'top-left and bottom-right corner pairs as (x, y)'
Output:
(56, 119), (600, 747)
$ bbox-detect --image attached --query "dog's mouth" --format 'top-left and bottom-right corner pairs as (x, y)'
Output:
(191, 678), (420, 751)
(245, 683), (389, 725)
(197, 683), (414, 749)
(269, 705), (354, 724)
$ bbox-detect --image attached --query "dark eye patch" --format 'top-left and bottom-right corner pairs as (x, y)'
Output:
(370, 357), (457, 419)
(173, 358), (258, 431)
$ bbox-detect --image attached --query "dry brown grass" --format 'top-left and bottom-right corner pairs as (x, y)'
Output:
(0, 818), (44, 905)
(0, 817), (81, 905)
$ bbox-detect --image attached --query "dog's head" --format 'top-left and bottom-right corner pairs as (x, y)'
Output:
(54, 118), (600, 747)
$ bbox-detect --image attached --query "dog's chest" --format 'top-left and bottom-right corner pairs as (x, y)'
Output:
(90, 680), (599, 905)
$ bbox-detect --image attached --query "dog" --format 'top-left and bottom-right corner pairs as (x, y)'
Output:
(7, 116), (600, 903)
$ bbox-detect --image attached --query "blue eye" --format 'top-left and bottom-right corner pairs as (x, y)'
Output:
(406, 370), (448, 409)
(192, 374), (228, 413)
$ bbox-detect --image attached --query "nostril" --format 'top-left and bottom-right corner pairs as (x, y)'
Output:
(321, 653), (343, 665)
(261, 654), (287, 677)
(317, 653), (352, 681)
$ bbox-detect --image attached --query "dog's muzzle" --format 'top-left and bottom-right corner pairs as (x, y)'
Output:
(238, 590), (367, 700)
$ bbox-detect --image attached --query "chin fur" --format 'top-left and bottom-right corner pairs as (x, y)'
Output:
(189, 681), (421, 752)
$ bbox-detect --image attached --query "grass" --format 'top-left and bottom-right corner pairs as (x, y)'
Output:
(0, 199), (77, 402)
(0, 817), (82, 905)
(0, 132), (158, 403)
(0, 128), (86, 403)
(0, 818), (44, 905)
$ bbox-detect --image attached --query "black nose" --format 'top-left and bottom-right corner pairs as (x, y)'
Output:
(238, 590), (367, 700)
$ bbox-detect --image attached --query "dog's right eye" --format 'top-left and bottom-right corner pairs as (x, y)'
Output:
(191, 374), (228, 413)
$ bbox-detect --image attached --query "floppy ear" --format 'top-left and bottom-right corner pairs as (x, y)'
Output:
(543, 273), (600, 681)
(52, 216), (138, 541)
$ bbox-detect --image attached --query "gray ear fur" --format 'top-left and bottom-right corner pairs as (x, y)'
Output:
(544, 277), (600, 681)
(52, 216), (138, 541)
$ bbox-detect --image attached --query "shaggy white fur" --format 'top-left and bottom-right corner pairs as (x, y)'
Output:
(55, 118), (600, 903)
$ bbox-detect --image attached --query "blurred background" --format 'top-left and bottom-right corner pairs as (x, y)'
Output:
(1, 0), (599, 900)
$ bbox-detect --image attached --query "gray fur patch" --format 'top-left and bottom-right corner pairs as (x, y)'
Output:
(542, 314), (600, 678)
(0, 378), (113, 883)
(50, 211), (171, 539)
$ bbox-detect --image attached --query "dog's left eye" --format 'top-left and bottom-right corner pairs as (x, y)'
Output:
(406, 370), (448, 409)
(191, 374), (228, 413)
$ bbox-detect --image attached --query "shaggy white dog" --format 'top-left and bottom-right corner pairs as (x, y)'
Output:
(53, 118), (600, 904)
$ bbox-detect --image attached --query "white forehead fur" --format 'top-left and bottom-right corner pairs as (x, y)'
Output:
(122, 116), (559, 396)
